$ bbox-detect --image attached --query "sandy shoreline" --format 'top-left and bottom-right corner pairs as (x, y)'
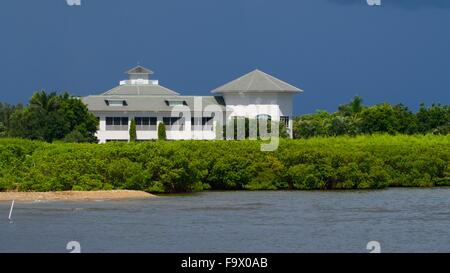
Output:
(0, 190), (155, 202)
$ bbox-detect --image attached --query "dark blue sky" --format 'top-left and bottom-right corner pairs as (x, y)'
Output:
(0, 0), (449, 115)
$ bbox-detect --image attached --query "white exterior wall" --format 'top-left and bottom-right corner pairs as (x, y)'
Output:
(94, 112), (217, 143)
(222, 93), (294, 119)
(222, 93), (295, 137)
(129, 74), (149, 80)
(96, 112), (131, 142)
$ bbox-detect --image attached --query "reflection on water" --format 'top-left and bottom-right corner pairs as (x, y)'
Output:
(2, 188), (450, 253)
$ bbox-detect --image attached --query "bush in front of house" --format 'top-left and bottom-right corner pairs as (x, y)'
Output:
(129, 119), (137, 142)
(158, 123), (167, 141)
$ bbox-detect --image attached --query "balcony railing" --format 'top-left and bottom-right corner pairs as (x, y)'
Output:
(136, 125), (157, 131)
(192, 125), (214, 131)
(166, 125), (185, 131)
(119, 80), (159, 85)
(105, 124), (215, 132)
(106, 125), (129, 131)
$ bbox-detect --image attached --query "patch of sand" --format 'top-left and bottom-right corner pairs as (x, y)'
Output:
(0, 190), (155, 202)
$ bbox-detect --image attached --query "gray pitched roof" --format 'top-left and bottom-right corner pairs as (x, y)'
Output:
(82, 96), (226, 112)
(212, 69), (303, 94)
(101, 84), (180, 96)
(126, 65), (153, 75)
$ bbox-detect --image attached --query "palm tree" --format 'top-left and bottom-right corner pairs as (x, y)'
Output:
(350, 96), (363, 114)
(338, 96), (364, 116)
(29, 91), (59, 112)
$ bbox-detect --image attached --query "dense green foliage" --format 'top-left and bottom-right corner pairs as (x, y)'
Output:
(0, 102), (23, 137)
(62, 130), (93, 143)
(158, 123), (167, 140)
(3, 91), (98, 142)
(0, 135), (448, 193)
(293, 97), (450, 138)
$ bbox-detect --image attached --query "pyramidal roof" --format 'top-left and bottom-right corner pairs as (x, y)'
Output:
(126, 65), (154, 75)
(101, 84), (180, 96)
(212, 69), (303, 94)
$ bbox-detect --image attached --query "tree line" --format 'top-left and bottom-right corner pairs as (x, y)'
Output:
(293, 97), (450, 138)
(0, 92), (449, 142)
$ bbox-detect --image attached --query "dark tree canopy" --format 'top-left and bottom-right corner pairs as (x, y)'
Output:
(0, 102), (22, 136)
(8, 91), (98, 142)
(294, 97), (449, 139)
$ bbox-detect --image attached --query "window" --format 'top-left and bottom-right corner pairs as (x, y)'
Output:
(280, 116), (290, 128)
(166, 100), (186, 107)
(105, 100), (127, 107)
(256, 115), (272, 137)
(106, 117), (128, 131)
(257, 114), (272, 120)
(135, 117), (157, 131)
(191, 117), (214, 131)
(163, 117), (184, 131)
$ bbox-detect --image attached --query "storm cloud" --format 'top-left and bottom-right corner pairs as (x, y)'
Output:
(328, 0), (450, 9)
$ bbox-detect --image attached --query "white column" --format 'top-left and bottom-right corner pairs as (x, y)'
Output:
(289, 118), (294, 139)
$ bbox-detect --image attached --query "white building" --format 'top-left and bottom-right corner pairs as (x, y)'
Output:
(82, 66), (302, 143)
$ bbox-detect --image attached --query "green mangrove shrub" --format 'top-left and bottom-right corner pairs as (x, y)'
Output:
(0, 135), (448, 193)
